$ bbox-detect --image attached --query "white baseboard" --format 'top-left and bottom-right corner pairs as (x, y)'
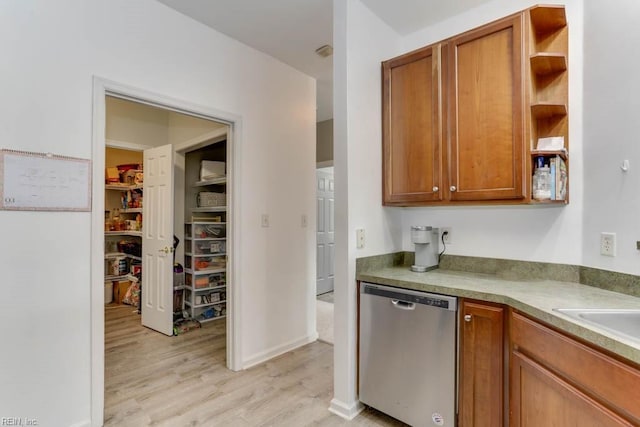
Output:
(328, 398), (364, 420)
(69, 419), (91, 427)
(242, 333), (317, 369)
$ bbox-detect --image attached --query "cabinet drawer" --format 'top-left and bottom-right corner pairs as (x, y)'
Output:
(185, 271), (226, 290)
(185, 239), (226, 255)
(511, 311), (640, 423)
(185, 222), (226, 239)
(185, 254), (226, 272)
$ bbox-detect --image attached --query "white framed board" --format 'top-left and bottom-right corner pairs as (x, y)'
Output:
(0, 149), (91, 211)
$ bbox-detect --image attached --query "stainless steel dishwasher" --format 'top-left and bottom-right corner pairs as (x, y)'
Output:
(359, 282), (458, 427)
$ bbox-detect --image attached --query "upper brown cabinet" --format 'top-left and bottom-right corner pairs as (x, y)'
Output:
(382, 5), (568, 206)
(382, 44), (443, 204)
(448, 14), (524, 202)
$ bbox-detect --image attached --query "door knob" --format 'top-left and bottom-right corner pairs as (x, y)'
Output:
(432, 186), (439, 192)
(464, 314), (472, 322)
(159, 246), (174, 254)
(450, 185), (457, 192)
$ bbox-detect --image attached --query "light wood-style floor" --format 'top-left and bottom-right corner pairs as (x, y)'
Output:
(105, 304), (406, 426)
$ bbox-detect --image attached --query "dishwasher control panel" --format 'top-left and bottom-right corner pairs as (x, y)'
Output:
(362, 283), (457, 311)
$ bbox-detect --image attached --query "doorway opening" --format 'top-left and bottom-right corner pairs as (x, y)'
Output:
(103, 95), (230, 328)
(91, 78), (242, 425)
(315, 166), (334, 344)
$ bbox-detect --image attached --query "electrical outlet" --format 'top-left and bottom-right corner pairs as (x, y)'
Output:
(261, 214), (270, 228)
(601, 232), (616, 256)
(356, 228), (365, 249)
(441, 227), (452, 244)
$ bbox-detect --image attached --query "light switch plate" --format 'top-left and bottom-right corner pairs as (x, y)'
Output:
(356, 228), (365, 249)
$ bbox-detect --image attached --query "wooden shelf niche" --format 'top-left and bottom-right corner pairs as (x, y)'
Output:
(527, 5), (569, 204)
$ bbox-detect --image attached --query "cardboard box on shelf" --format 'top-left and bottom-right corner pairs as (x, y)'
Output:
(106, 167), (120, 183)
(113, 280), (131, 304)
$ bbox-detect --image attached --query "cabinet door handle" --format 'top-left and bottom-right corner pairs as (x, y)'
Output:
(432, 186), (439, 192)
(450, 185), (457, 192)
(464, 314), (472, 322)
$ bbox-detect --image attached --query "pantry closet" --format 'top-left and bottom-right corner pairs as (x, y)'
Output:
(103, 96), (231, 338)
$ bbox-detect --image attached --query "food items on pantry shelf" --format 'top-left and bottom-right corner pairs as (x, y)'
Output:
(121, 189), (143, 209)
(123, 281), (140, 307)
(134, 172), (144, 185)
(105, 167), (120, 184)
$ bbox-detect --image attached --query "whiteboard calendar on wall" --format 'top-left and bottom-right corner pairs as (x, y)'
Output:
(0, 149), (91, 211)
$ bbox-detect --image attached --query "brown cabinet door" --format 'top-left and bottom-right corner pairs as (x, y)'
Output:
(459, 300), (505, 427)
(447, 14), (525, 201)
(382, 44), (443, 205)
(510, 351), (633, 427)
(510, 311), (640, 425)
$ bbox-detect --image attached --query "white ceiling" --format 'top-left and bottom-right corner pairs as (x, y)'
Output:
(155, 0), (493, 122)
(361, 0), (494, 35)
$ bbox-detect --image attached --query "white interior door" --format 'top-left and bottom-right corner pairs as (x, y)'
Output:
(316, 168), (335, 295)
(142, 143), (175, 336)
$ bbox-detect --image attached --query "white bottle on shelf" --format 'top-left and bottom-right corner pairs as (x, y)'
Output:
(532, 166), (551, 200)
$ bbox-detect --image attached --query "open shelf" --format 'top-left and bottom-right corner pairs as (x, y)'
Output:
(105, 230), (143, 237)
(529, 5), (566, 34)
(185, 252), (226, 258)
(106, 183), (143, 191)
(191, 206), (227, 213)
(530, 149), (568, 161)
(530, 53), (567, 75)
(184, 267), (226, 275)
(121, 208), (143, 214)
(105, 252), (142, 262)
(187, 284), (226, 292)
(185, 236), (226, 241)
(193, 177), (227, 187)
(527, 5), (569, 206)
(185, 299), (227, 309)
(531, 103), (567, 119)
(105, 273), (138, 282)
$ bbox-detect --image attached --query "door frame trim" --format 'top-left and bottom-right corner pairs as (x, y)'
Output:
(91, 76), (243, 426)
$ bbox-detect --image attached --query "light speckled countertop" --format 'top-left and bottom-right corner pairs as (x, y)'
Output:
(357, 266), (640, 365)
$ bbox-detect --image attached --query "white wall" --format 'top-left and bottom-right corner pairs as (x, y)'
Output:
(167, 112), (226, 146)
(582, 0), (640, 275)
(106, 97), (169, 147)
(0, 1), (316, 426)
(331, 0), (403, 418)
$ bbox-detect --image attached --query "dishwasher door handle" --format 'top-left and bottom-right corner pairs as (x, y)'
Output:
(391, 299), (416, 310)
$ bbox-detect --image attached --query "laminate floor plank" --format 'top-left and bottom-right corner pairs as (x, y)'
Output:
(105, 305), (406, 426)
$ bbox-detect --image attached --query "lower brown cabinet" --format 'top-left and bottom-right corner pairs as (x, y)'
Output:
(458, 304), (640, 426)
(509, 311), (640, 426)
(458, 300), (505, 427)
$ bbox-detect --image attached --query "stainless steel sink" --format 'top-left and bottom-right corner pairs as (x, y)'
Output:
(554, 308), (640, 343)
